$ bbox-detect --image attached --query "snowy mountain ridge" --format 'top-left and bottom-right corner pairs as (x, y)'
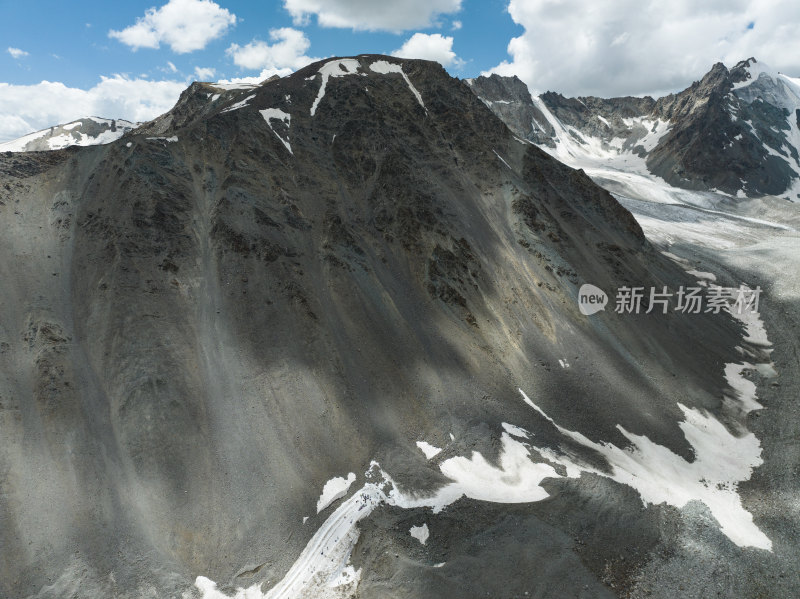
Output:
(0, 117), (139, 152)
(469, 58), (800, 200)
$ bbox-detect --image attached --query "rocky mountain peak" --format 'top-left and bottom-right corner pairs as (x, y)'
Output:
(730, 56), (760, 85)
(698, 61), (732, 87)
(0, 52), (784, 599)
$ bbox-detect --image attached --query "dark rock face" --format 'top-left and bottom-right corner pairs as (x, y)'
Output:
(1, 56), (744, 598)
(470, 58), (800, 199)
(647, 59), (799, 196)
(466, 74), (557, 146)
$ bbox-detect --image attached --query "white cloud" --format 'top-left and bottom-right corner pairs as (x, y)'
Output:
(226, 28), (318, 72)
(215, 69), (293, 87)
(487, 0), (800, 98)
(452, 20), (462, 30)
(166, 61), (178, 73)
(7, 47), (29, 59)
(283, 0), (462, 31)
(392, 33), (461, 67)
(194, 66), (216, 80)
(0, 76), (185, 142)
(109, 0), (236, 53)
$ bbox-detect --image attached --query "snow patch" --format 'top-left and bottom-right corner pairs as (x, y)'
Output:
(0, 129), (50, 151)
(317, 473), (357, 514)
(723, 363), (763, 414)
(686, 270), (716, 281)
(212, 82), (258, 91)
(501, 422), (529, 438)
(493, 150), (512, 170)
(368, 61), (426, 112)
(518, 389), (771, 550)
(410, 433), (559, 509)
(732, 61), (773, 91)
(416, 441), (442, 460)
(260, 108), (292, 154)
(221, 94), (256, 113)
(409, 523), (429, 545)
(310, 59), (362, 117)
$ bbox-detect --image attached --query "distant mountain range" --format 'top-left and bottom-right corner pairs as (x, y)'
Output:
(0, 117), (139, 152)
(8, 58), (799, 203)
(468, 58), (800, 200)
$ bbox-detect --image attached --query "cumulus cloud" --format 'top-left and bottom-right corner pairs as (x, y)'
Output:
(487, 0), (800, 98)
(392, 33), (461, 67)
(214, 69), (290, 87)
(7, 47), (29, 59)
(0, 76), (185, 142)
(226, 28), (318, 72)
(194, 66), (216, 80)
(284, 0), (462, 31)
(109, 0), (236, 53)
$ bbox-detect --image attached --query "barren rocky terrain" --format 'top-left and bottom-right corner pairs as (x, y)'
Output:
(1, 56), (795, 598)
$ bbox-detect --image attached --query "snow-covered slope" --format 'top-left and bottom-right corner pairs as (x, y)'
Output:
(0, 117), (139, 152)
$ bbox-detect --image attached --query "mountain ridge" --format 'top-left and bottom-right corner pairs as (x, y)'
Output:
(469, 57), (800, 199)
(0, 55), (779, 599)
(0, 117), (139, 152)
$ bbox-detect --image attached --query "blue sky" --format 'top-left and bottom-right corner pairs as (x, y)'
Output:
(1, 0), (519, 89)
(2, 0), (800, 142)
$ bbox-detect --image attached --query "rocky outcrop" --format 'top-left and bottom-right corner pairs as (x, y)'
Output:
(466, 74), (556, 146)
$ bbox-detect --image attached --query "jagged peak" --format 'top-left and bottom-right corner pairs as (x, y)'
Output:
(733, 56), (759, 71)
(729, 57), (776, 90)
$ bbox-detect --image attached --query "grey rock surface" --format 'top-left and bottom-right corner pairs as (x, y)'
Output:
(0, 56), (769, 598)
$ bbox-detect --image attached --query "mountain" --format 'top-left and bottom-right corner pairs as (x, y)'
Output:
(468, 58), (800, 199)
(0, 117), (139, 152)
(0, 56), (789, 599)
